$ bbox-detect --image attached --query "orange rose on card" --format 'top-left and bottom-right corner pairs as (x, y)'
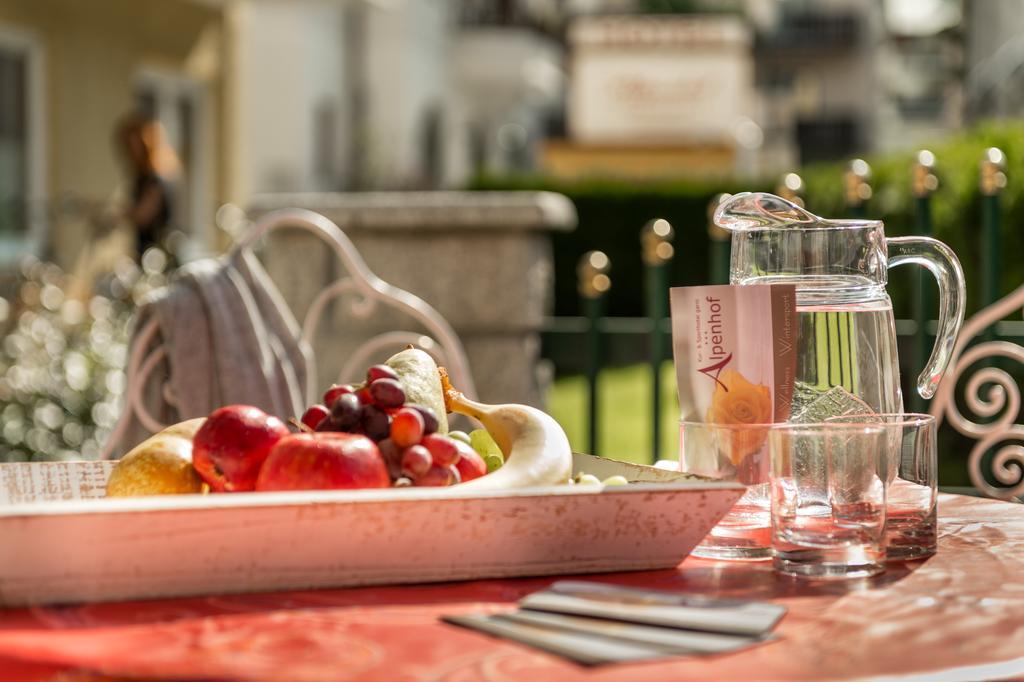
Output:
(706, 369), (771, 465)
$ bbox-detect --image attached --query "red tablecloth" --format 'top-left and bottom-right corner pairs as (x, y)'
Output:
(2, 493), (1023, 682)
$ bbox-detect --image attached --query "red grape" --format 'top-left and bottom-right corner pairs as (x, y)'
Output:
(407, 404), (439, 435)
(401, 444), (432, 478)
(322, 384), (355, 408)
(330, 393), (362, 431)
(300, 404), (329, 430)
(361, 404), (391, 441)
(413, 464), (460, 487)
(369, 378), (406, 408)
(315, 416), (340, 432)
(454, 443), (487, 482)
(391, 408), (425, 448)
(422, 434), (460, 467)
(378, 438), (402, 480)
(355, 386), (373, 405)
(366, 364), (399, 383)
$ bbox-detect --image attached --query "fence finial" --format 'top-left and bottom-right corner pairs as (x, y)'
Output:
(641, 219), (674, 266)
(980, 147), (1007, 196)
(844, 158), (872, 208)
(577, 250), (611, 299)
(776, 172), (805, 207)
(913, 150), (938, 198)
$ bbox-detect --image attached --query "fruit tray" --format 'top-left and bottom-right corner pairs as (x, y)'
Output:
(0, 453), (743, 607)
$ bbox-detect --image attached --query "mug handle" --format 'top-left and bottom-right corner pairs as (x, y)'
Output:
(887, 236), (966, 399)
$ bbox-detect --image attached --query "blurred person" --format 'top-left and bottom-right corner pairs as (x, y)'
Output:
(115, 113), (181, 258)
(65, 114), (181, 302)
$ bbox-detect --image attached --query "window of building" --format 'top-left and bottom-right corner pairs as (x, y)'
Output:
(419, 106), (443, 189)
(0, 26), (44, 261)
(0, 46), (27, 238)
(313, 99), (338, 190)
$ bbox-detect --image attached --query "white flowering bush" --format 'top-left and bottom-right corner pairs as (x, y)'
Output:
(0, 251), (171, 462)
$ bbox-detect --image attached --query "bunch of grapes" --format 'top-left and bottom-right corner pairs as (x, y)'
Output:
(299, 364), (493, 487)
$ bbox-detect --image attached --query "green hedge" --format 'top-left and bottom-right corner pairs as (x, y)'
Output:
(472, 120), (1024, 319)
(799, 120), (1024, 316)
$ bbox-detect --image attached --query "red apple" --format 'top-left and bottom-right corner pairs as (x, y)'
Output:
(255, 432), (390, 491)
(192, 405), (290, 492)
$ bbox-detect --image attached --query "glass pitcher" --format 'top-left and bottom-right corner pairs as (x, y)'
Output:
(714, 192), (965, 415)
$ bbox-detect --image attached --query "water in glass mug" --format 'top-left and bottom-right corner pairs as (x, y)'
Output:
(681, 422), (773, 560)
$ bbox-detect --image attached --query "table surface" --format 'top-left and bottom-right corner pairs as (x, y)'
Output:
(1, 493), (1023, 682)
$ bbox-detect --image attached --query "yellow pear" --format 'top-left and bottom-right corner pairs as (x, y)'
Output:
(106, 418), (208, 497)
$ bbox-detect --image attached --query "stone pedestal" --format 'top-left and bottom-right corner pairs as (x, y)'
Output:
(246, 192), (576, 408)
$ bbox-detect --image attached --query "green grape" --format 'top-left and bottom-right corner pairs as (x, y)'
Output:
(484, 453), (504, 473)
(601, 475), (629, 486)
(469, 428), (502, 458)
(448, 430), (471, 445)
(575, 473), (601, 486)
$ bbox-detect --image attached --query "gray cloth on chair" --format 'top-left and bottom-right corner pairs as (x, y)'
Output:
(115, 251), (311, 457)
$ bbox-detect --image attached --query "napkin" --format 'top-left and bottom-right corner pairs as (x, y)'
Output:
(443, 581), (785, 666)
(110, 250), (311, 457)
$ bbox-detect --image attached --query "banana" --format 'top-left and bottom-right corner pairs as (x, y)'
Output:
(441, 370), (572, 490)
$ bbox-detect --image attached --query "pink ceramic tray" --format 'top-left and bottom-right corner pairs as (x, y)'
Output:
(0, 453), (742, 606)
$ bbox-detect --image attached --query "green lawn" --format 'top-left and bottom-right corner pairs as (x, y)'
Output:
(546, 362), (680, 465)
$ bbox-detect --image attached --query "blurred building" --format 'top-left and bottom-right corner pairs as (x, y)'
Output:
(964, 0), (1024, 121)
(542, 0), (969, 178)
(0, 0), (224, 270)
(752, 0), (963, 165)
(230, 0), (563, 195)
(876, 0), (963, 152)
(0, 0), (567, 271)
(748, 0), (881, 170)
(0, 0), (1015, 271)
(453, 2), (566, 182)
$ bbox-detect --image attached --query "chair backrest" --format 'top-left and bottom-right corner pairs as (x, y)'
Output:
(929, 282), (1024, 500)
(102, 208), (476, 458)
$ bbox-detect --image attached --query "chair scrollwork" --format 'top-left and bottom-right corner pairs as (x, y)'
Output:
(930, 283), (1024, 500)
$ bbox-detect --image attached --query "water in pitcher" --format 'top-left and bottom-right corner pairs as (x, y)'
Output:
(793, 298), (903, 416)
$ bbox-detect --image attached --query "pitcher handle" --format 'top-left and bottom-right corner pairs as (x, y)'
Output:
(887, 236), (966, 399)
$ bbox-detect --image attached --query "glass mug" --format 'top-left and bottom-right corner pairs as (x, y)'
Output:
(769, 422), (889, 579)
(680, 421), (772, 560)
(826, 413), (938, 560)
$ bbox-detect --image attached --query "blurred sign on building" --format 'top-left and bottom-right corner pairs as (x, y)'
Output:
(569, 16), (751, 142)
(544, 14), (756, 179)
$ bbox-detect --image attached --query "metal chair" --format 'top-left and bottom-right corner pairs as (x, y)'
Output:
(102, 208), (476, 458)
(929, 283), (1024, 500)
